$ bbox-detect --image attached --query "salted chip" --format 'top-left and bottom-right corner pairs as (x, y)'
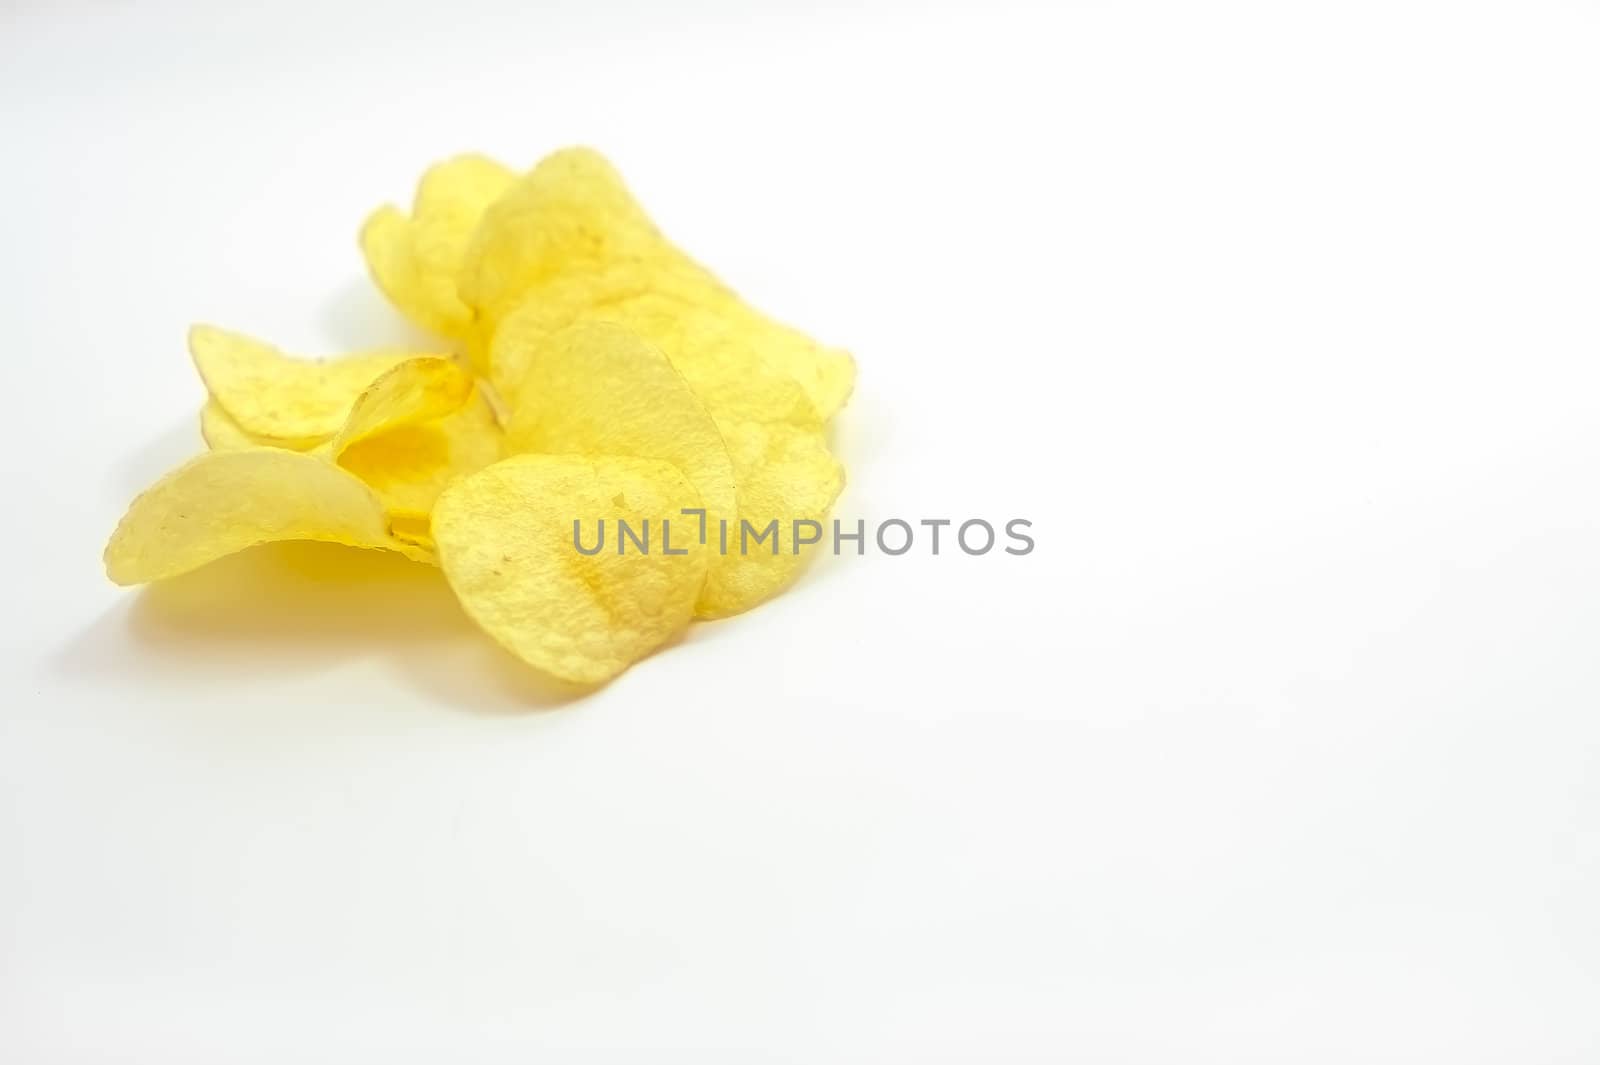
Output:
(189, 325), (431, 444)
(580, 264), (854, 422)
(200, 400), (333, 453)
(457, 147), (854, 420)
(388, 513), (434, 549)
(360, 154), (516, 341)
(337, 386), (503, 528)
(696, 420), (846, 618)
(199, 399), (261, 450)
(497, 320), (839, 617)
(491, 281), (822, 429)
(432, 454), (709, 685)
(501, 323), (737, 611)
(104, 447), (432, 585)
(330, 355), (476, 455)
(701, 297), (855, 424)
(456, 148), (673, 345)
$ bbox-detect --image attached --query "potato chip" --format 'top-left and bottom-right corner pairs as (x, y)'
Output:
(456, 149), (673, 341)
(190, 325), (432, 444)
(387, 512), (435, 551)
(329, 355), (476, 455)
(500, 323), (737, 609)
(490, 281), (821, 429)
(199, 399), (261, 450)
(575, 264), (856, 422)
(432, 453), (709, 684)
(696, 419), (846, 617)
(104, 447), (432, 585)
(699, 297), (855, 424)
(496, 320), (841, 617)
(456, 147), (854, 420)
(360, 154), (516, 341)
(337, 385), (503, 528)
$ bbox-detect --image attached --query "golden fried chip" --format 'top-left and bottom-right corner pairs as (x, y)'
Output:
(500, 323), (737, 604)
(457, 147), (853, 419)
(337, 386), (503, 526)
(104, 447), (432, 585)
(360, 154), (516, 341)
(330, 355), (476, 455)
(696, 420), (845, 618)
(491, 282), (821, 429)
(432, 454), (709, 684)
(456, 149), (672, 341)
(189, 325), (431, 444)
(387, 512), (436, 552)
(199, 399), (261, 450)
(701, 297), (855, 423)
(496, 320), (839, 617)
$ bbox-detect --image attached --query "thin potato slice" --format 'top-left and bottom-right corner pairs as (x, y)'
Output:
(432, 454), (709, 684)
(696, 420), (846, 618)
(330, 355), (476, 455)
(104, 447), (432, 585)
(337, 386), (503, 527)
(457, 147), (854, 420)
(500, 323), (736, 615)
(490, 282), (822, 429)
(360, 154), (517, 341)
(456, 148), (675, 348)
(199, 399), (262, 450)
(496, 320), (839, 617)
(700, 297), (855, 423)
(189, 325), (431, 443)
(200, 399), (327, 453)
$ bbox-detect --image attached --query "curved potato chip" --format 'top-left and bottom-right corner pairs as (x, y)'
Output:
(702, 298), (855, 423)
(553, 263), (855, 421)
(457, 147), (854, 420)
(500, 323), (737, 609)
(330, 355), (476, 455)
(491, 281), (821, 429)
(337, 386), (503, 526)
(199, 399), (260, 450)
(456, 148), (674, 344)
(696, 420), (846, 618)
(496, 320), (838, 617)
(104, 447), (432, 585)
(433, 453), (709, 685)
(360, 154), (516, 341)
(200, 400), (328, 453)
(388, 513), (435, 551)
(190, 325), (432, 443)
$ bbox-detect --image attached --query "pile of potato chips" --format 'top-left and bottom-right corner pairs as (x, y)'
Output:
(104, 148), (853, 685)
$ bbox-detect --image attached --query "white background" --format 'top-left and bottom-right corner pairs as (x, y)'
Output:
(3, 1), (1599, 1061)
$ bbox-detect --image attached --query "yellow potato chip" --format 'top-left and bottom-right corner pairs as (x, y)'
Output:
(500, 323), (737, 607)
(490, 281), (821, 429)
(199, 399), (262, 450)
(496, 320), (840, 617)
(104, 447), (432, 585)
(572, 264), (855, 422)
(329, 355), (476, 455)
(388, 513), (435, 550)
(456, 149), (673, 341)
(697, 420), (846, 617)
(190, 325), (432, 444)
(700, 297), (855, 423)
(337, 385), (503, 527)
(360, 154), (516, 341)
(432, 453), (709, 684)
(457, 147), (854, 420)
